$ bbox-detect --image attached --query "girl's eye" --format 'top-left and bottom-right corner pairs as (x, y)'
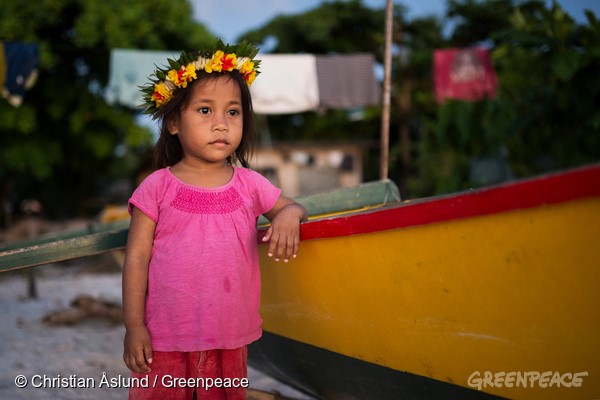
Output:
(228, 109), (240, 117)
(198, 107), (210, 114)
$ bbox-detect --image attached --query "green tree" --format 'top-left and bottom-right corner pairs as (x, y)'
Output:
(407, 0), (600, 196)
(446, 0), (517, 46)
(402, 0), (517, 196)
(388, 14), (446, 194)
(0, 0), (213, 219)
(241, 0), (386, 54)
(492, 2), (600, 176)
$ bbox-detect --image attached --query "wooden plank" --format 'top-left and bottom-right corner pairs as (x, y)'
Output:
(258, 179), (400, 225)
(0, 219), (129, 252)
(298, 179), (399, 213)
(0, 229), (128, 273)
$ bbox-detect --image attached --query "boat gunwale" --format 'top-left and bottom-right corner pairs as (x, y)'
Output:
(258, 163), (600, 242)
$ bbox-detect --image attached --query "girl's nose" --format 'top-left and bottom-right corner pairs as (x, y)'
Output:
(212, 113), (229, 131)
(213, 124), (228, 132)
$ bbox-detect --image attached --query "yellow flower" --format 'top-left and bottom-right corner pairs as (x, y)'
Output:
(205, 50), (224, 73)
(238, 59), (254, 75)
(151, 82), (173, 107)
(167, 63), (197, 88)
(205, 51), (237, 73)
(244, 70), (257, 86)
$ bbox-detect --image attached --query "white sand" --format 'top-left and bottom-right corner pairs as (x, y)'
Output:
(0, 259), (314, 399)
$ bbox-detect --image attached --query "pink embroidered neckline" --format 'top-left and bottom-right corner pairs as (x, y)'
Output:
(171, 185), (243, 214)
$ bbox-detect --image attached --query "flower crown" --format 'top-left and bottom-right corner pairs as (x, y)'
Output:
(140, 39), (260, 117)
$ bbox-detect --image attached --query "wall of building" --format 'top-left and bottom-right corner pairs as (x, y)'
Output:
(251, 143), (363, 198)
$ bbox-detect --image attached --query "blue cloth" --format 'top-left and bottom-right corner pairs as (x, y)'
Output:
(0, 43), (6, 91)
(106, 48), (178, 109)
(2, 41), (39, 107)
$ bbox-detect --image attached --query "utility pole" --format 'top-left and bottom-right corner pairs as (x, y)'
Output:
(380, 0), (393, 180)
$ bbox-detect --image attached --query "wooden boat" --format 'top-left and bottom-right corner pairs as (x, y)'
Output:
(1, 164), (599, 399)
(251, 163), (600, 400)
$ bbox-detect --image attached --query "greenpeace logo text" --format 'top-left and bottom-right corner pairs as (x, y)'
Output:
(467, 371), (588, 390)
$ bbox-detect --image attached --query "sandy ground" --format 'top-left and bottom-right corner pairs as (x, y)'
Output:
(0, 255), (314, 400)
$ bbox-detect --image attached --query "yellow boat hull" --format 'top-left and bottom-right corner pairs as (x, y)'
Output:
(254, 164), (600, 399)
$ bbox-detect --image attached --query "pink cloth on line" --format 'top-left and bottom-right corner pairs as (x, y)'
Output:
(128, 167), (281, 352)
(433, 47), (498, 103)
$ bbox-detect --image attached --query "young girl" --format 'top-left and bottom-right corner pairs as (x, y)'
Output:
(122, 40), (307, 400)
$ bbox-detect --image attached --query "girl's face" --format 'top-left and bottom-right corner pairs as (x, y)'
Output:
(168, 75), (243, 167)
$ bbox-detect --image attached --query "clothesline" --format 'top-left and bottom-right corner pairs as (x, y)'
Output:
(1, 43), (498, 110)
(105, 49), (381, 114)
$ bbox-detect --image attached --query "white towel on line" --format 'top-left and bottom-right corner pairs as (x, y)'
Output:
(250, 54), (320, 114)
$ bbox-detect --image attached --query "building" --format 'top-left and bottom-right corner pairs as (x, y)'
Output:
(252, 142), (363, 198)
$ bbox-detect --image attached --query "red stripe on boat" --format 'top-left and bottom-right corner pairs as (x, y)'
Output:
(259, 163), (600, 242)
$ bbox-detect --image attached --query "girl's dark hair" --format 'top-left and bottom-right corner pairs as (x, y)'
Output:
(153, 70), (256, 169)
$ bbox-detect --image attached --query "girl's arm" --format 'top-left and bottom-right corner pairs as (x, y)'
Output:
(122, 207), (156, 373)
(262, 195), (307, 262)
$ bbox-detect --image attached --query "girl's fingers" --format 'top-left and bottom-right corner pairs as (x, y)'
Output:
(124, 353), (143, 374)
(284, 235), (296, 262)
(268, 233), (286, 262)
(144, 346), (153, 367)
(275, 232), (300, 262)
(265, 226), (300, 262)
(130, 346), (151, 373)
(134, 353), (147, 373)
(267, 233), (279, 259)
(293, 235), (300, 259)
(262, 227), (272, 243)
(276, 235), (287, 261)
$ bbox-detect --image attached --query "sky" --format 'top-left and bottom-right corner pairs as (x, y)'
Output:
(190, 0), (600, 45)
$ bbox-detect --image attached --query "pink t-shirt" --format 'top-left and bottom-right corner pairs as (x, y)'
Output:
(128, 167), (281, 352)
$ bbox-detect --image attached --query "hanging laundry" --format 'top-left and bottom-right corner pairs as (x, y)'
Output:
(1, 41), (40, 107)
(0, 43), (6, 92)
(106, 50), (381, 114)
(315, 54), (380, 110)
(250, 54), (320, 114)
(106, 48), (178, 109)
(433, 48), (498, 103)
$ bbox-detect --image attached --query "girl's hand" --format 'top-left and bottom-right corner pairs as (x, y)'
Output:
(123, 326), (153, 373)
(262, 199), (307, 262)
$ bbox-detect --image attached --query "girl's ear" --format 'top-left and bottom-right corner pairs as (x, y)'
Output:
(166, 117), (179, 136)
